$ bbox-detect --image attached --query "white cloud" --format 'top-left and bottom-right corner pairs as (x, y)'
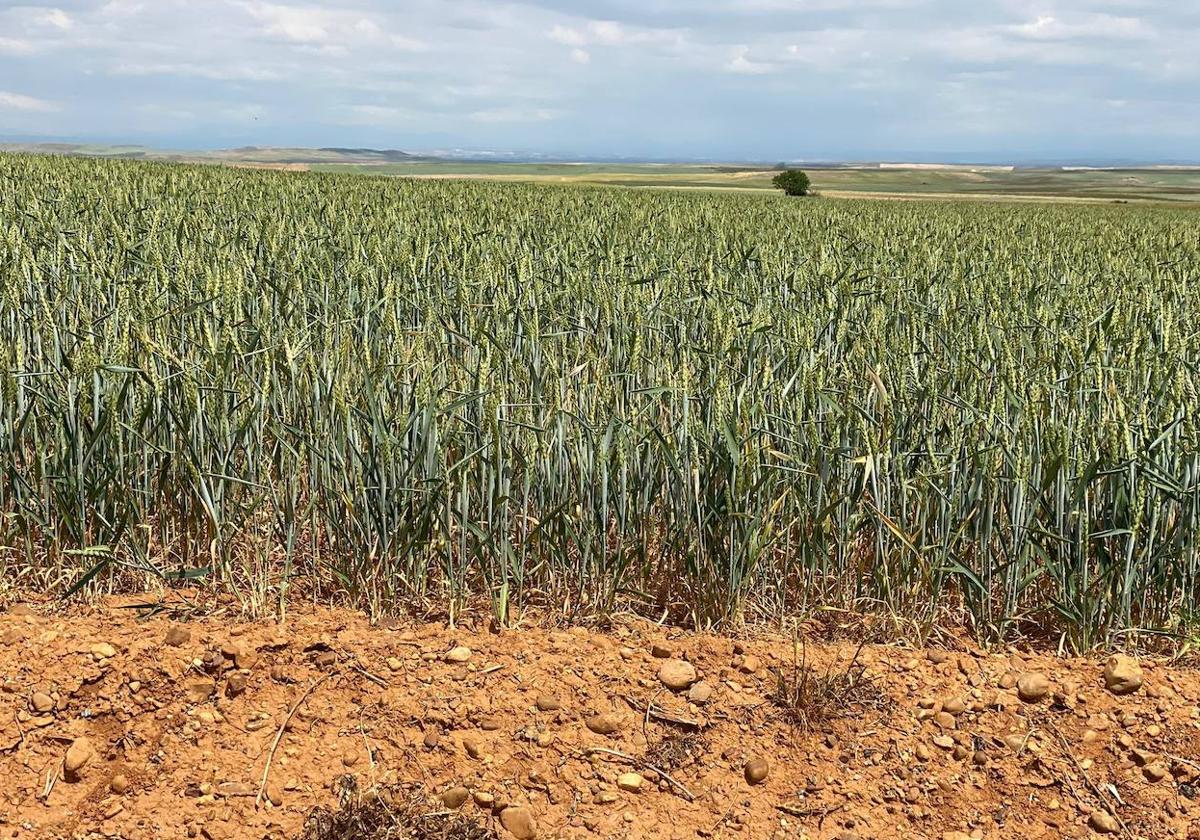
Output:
(0, 90), (59, 112)
(38, 9), (72, 30)
(0, 37), (36, 56)
(726, 46), (774, 75)
(247, 3), (329, 43)
(469, 107), (559, 123)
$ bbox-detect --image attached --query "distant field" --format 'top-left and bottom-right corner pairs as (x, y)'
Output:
(5, 143), (1199, 203)
(308, 161), (1200, 204)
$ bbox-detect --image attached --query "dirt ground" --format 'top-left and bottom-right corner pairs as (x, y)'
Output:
(2, 596), (1199, 840)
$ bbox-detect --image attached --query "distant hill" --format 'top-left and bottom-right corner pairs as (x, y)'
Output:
(0, 143), (433, 165)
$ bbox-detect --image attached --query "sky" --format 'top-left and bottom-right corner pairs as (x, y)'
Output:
(0, 0), (1197, 162)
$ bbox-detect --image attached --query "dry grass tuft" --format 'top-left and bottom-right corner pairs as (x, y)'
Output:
(770, 639), (888, 731)
(643, 730), (709, 772)
(298, 778), (495, 840)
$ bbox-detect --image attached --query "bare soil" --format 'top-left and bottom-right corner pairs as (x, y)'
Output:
(2, 596), (1199, 839)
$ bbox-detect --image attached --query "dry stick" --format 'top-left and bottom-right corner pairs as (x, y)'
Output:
(349, 661), (389, 688)
(1046, 721), (1129, 836)
(257, 672), (335, 808)
(584, 746), (695, 802)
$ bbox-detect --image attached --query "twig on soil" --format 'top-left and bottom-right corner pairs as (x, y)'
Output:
(349, 661), (389, 688)
(1046, 721), (1129, 836)
(623, 694), (702, 730)
(776, 801), (845, 827)
(583, 746), (696, 802)
(257, 671), (336, 808)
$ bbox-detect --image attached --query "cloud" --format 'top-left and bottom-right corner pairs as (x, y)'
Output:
(0, 37), (36, 55)
(0, 0), (1195, 160)
(726, 45), (775, 75)
(0, 90), (59, 112)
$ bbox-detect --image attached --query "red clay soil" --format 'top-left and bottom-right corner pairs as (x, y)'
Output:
(1, 597), (1199, 840)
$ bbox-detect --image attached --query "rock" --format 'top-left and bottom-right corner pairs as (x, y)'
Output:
(1144, 763), (1168, 783)
(64, 737), (94, 777)
(445, 646), (472, 663)
(658, 659), (697, 691)
(30, 691), (54, 714)
(1103, 655), (1143, 696)
(423, 729), (440, 749)
(744, 757), (769, 785)
(651, 643), (672, 659)
(441, 786), (470, 809)
(1088, 810), (1119, 833)
(386, 657), (403, 671)
(225, 674), (247, 698)
(926, 650), (951, 665)
(585, 713), (625, 735)
(1017, 672), (1050, 703)
(473, 791), (494, 808)
(110, 774), (129, 795)
(164, 625), (191, 647)
(933, 712), (956, 730)
(463, 735), (485, 759)
(941, 697), (966, 715)
(91, 642), (117, 659)
(688, 681), (713, 704)
(735, 654), (760, 675)
(535, 695), (561, 712)
(265, 781), (284, 806)
(499, 805), (537, 839)
(998, 671), (1019, 689)
(616, 772), (643, 792)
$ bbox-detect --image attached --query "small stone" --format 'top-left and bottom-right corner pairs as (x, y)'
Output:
(651, 643), (672, 658)
(110, 774), (129, 795)
(535, 695), (561, 712)
(585, 713), (625, 735)
(941, 697), (966, 715)
(617, 772), (643, 792)
(265, 781), (284, 806)
(64, 737), (95, 776)
(423, 729), (440, 749)
(386, 657), (403, 671)
(499, 805), (537, 839)
(91, 642), (117, 659)
(934, 712), (956, 730)
(1143, 763), (1168, 783)
(442, 786), (470, 809)
(688, 681), (713, 704)
(445, 646), (472, 663)
(30, 691), (54, 714)
(463, 736), (485, 759)
(225, 675), (248, 698)
(735, 655), (760, 675)
(658, 659), (697, 691)
(1017, 672), (1050, 703)
(744, 757), (769, 785)
(473, 790), (494, 807)
(164, 625), (191, 647)
(1088, 810), (1119, 833)
(1103, 655), (1143, 696)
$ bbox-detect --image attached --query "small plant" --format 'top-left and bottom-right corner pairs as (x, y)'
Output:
(644, 730), (709, 772)
(771, 636), (885, 730)
(298, 780), (495, 840)
(771, 168), (811, 196)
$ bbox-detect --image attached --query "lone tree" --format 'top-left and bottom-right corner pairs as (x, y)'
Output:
(772, 169), (811, 197)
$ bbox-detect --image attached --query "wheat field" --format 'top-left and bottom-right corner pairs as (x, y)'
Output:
(1, 154), (1198, 649)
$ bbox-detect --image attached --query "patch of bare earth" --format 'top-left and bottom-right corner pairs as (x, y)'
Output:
(1, 598), (1199, 839)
